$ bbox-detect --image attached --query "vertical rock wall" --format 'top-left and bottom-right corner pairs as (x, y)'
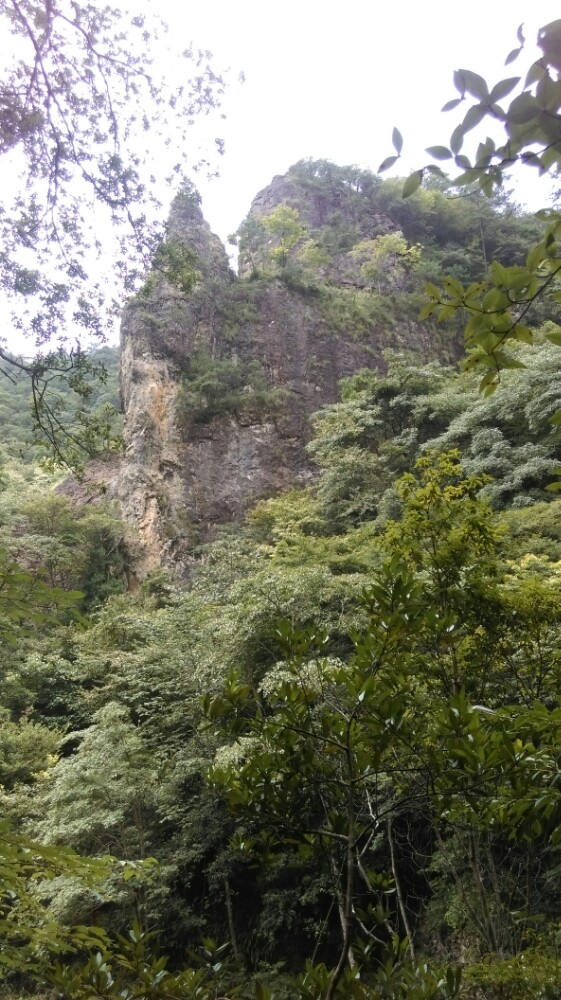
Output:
(118, 172), (440, 577)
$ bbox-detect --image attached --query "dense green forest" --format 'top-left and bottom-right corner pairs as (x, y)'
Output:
(3, 12), (561, 997)
(3, 160), (561, 998)
(0, 347), (121, 467)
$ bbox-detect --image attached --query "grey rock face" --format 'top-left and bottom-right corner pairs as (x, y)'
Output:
(118, 172), (438, 577)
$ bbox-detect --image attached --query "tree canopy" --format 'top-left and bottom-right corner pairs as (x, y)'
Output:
(0, 0), (225, 461)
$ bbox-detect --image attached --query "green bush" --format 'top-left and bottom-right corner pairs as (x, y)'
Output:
(176, 351), (289, 426)
(462, 950), (561, 1000)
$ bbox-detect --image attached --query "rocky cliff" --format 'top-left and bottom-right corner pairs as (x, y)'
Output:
(118, 162), (450, 577)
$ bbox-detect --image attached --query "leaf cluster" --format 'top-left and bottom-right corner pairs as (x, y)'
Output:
(381, 20), (561, 395)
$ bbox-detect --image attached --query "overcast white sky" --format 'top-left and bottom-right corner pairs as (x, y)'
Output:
(2, 1), (560, 351)
(157, 0), (560, 245)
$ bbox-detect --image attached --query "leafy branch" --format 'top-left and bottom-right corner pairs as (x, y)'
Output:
(380, 18), (561, 391)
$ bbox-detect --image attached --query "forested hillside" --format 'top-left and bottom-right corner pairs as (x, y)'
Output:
(2, 13), (561, 997)
(0, 346), (120, 466)
(3, 186), (561, 998)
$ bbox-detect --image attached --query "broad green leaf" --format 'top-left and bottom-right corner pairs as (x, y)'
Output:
(479, 173), (495, 196)
(480, 375), (498, 395)
(425, 145), (453, 160)
(490, 260), (509, 285)
(540, 145), (561, 171)
(435, 304), (457, 320)
(491, 264), (531, 292)
(546, 330), (561, 346)
(475, 331), (502, 353)
(482, 287), (507, 311)
(450, 124), (464, 154)
(392, 126), (403, 154)
(475, 147), (493, 169)
(507, 92), (539, 124)
(490, 77), (520, 102)
(442, 276), (465, 297)
(492, 351), (526, 369)
(538, 18), (561, 71)
(425, 164), (446, 177)
(442, 97), (462, 112)
(525, 60), (547, 86)
(536, 73), (561, 112)
(477, 135), (496, 159)
(462, 104), (486, 133)
(419, 302), (436, 320)
(378, 154), (398, 173)
(514, 325), (533, 344)
(505, 46), (522, 65)
(458, 69), (489, 101)
(471, 352), (502, 369)
(454, 154), (471, 169)
(520, 150), (545, 169)
(453, 70), (465, 95)
(402, 170), (423, 197)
